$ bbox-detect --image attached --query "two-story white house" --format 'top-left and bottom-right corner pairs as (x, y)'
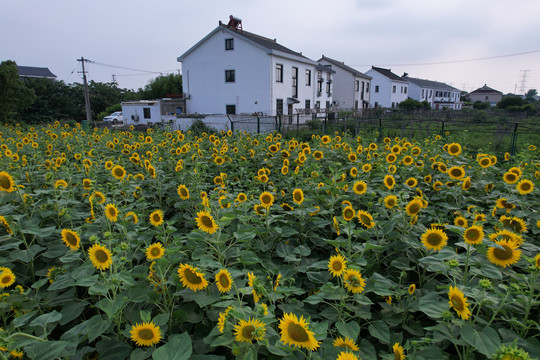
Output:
(317, 56), (372, 110)
(365, 66), (409, 108)
(177, 17), (331, 117)
(405, 76), (462, 110)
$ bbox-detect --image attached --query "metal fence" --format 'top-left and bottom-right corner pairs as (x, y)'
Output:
(229, 109), (540, 155)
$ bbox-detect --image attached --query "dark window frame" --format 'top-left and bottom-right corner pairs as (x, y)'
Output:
(226, 105), (236, 114)
(276, 64), (283, 83)
(225, 69), (235, 83)
(225, 38), (234, 50)
(143, 107), (151, 119)
(305, 69), (311, 86)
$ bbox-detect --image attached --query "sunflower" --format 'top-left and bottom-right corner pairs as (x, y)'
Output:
(384, 175), (396, 189)
(260, 191), (274, 208)
(82, 178), (92, 190)
(54, 180), (68, 189)
(408, 284), (416, 295)
(352, 181), (367, 195)
(454, 216), (468, 228)
(278, 313), (320, 351)
(91, 191), (106, 204)
(145, 242), (165, 260)
(104, 203), (119, 222)
(384, 195), (398, 209)
(333, 336), (359, 351)
(357, 210), (375, 229)
(61, 229), (80, 250)
(463, 225), (484, 245)
(177, 185), (189, 200)
(487, 239), (521, 268)
(195, 210), (218, 234)
(362, 163), (372, 172)
(448, 166), (466, 180)
(111, 165), (126, 180)
(328, 254), (347, 277)
(313, 151), (323, 160)
(386, 153), (397, 163)
(503, 171), (519, 184)
(215, 269), (233, 293)
(0, 215), (12, 235)
(350, 167), (358, 177)
(130, 321), (161, 347)
(342, 206), (355, 221)
(0, 171), (16, 192)
(433, 181), (443, 191)
(254, 204), (266, 216)
(448, 286), (471, 320)
(421, 227), (448, 251)
(489, 229), (524, 245)
(0, 268), (15, 288)
(88, 244), (113, 270)
(500, 216), (527, 233)
(478, 157), (491, 168)
(447, 143), (462, 156)
(292, 188), (304, 205)
(333, 216), (340, 235)
(393, 342), (405, 360)
(124, 211), (139, 224)
(148, 209), (164, 227)
(516, 179), (534, 195)
(535, 253), (540, 270)
(343, 269), (366, 294)
(405, 198), (423, 217)
(236, 192), (247, 203)
(233, 318), (266, 343)
(177, 264), (208, 291)
(247, 272), (263, 302)
(404, 177), (418, 188)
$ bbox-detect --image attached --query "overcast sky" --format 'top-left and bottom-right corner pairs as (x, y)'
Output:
(2, 0), (539, 94)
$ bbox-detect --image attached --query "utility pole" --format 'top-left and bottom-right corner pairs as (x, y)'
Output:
(78, 57), (92, 123)
(518, 70), (530, 94)
(111, 74), (117, 84)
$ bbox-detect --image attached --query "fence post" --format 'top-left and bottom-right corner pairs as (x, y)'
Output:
(257, 116), (260, 134)
(510, 122), (519, 156)
(441, 120), (445, 135)
(296, 113), (300, 136)
(378, 118), (382, 142)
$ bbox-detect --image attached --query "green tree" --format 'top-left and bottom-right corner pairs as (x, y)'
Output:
(20, 78), (80, 123)
(140, 73), (182, 99)
(0, 60), (36, 122)
(497, 96), (525, 109)
(398, 99), (424, 111)
(71, 81), (139, 120)
(525, 89), (537, 102)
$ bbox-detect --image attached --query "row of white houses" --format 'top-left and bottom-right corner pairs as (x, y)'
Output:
(176, 17), (462, 116)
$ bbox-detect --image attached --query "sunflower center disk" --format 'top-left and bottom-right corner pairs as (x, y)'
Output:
(288, 322), (310, 342)
(493, 246), (513, 260)
(427, 233), (442, 246)
(151, 248), (160, 256)
(201, 216), (213, 228)
(66, 234), (77, 245)
(0, 177), (10, 189)
(242, 325), (255, 340)
(451, 296), (464, 311)
(467, 230), (479, 241)
(95, 250), (109, 263)
(332, 262), (342, 272)
(185, 269), (202, 284)
(219, 275), (230, 288)
(138, 329), (155, 340)
(2, 276), (11, 284)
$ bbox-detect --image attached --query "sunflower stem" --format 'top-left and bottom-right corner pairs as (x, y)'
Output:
(463, 243), (471, 286)
(519, 271), (538, 338)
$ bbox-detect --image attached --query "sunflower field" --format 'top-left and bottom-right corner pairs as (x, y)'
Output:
(0, 121), (539, 360)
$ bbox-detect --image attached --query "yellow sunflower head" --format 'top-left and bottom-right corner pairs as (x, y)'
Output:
(111, 165), (126, 180)
(145, 242), (165, 261)
(104, 203), (119, 222)
(448, 166), (465, 180)
(149, 209), (164, 227)
(405, 199), (423, 217)
(357, 210), (375, 229)
(393, 342), (405, 360)
(233, 318), (266, 343)
(292, 188), (304, 205)
(487, 239), (521, 268)
(516, 179), (534, 195)
(342, 206), (355, 221)
(0, 268), (16, 288)
(343, 269), (366, 294)
(177, 185), (190, 200)
(448, 286), (471, 320)
(447, 143), (462, 156)
(328, 254), (347, 277)
(463, 225), (484, 245)
(0, 171), (16, 192)
(130, 321), (161, 347)
(333, 336), (359, 352)
(352, 181), (367, 195)
(177, 264), (208, 291)
(215, 269), (233, 293)
(61, 229), (80, 250)
(260, 191), (274, 208)
(88, 244), (113, 271)
(196, 210), (218, 234)
(384, 195), (398, 209)
(421, 227), (448, 251)
(278, 313), (320, 351)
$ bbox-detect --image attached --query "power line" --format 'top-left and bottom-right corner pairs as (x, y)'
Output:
(350, 49), (540, 67)
(89, 60), (176, 75)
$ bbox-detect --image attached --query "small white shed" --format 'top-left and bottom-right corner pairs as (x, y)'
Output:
(122, 98), (185, 126)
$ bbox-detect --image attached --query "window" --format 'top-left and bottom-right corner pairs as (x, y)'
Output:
(400, 86), (403, 94)
(326, 80), (331, 94)
(429, 90), (432, 98)
(317, 78), (323, 94)
(292, 67), (298, 98)
(276, 64), (283, 82)
(366, 83), (369, 93)
(355, 100), (359, 109)
(374, 102), (378, 107)
(276, 99), (283, 115)
(326, 101), (330, 109)
(392, 85), (396, 93)
(404, 87), (407, 94)
(317, 70), (322, 79)
(225, 38), (234, 50)
(355, 80), (360, 92)
(143, 108), (151, 119)
(392, 102), (395, 108)
(326, 72), (331, 80)
(226, 105), (236, 115)
(422, 89), (425, 98)
(305, 70), (311, 86)
(225, 70), (235, 83)
(375, 85), (379, 93)
(485, 96), (489, 101)
(315, 101), (320, 109)
(361, 82), (365, 100)
(305, 100), (310, 109)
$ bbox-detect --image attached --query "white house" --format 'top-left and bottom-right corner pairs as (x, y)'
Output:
(177, 17), (332, 117)
(121, 98), (184, 126)
(405, 76), (462, 110)
(317, 56), (371, 110)
(467, 85), (502, 106)
(365, 66), (409, 108)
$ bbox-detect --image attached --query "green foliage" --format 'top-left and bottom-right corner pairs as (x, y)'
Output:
(497, 96), (525, 109)
(473, 101), (491, 110)
(187, 118), (213, 135)
(140, 74), (182, 100)
(0, 60), (36, 122)
(97, 104), (123, 122)
(398, 98), (425, 111)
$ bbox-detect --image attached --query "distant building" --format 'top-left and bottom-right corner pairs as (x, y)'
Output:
(177, 16), (332, 116)
(122, 98), (185, 126)
(17, 66), (57, 80)
(365, 66), (408, 108)
(405, 76), (462, 110)
(317, 55), (371, 109)
(467, 85), (503, 106)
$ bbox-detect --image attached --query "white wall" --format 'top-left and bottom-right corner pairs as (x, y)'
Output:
(122, 103), (161, 126)
(366, 69), (408, 108)
(182, 29), (271, 115)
